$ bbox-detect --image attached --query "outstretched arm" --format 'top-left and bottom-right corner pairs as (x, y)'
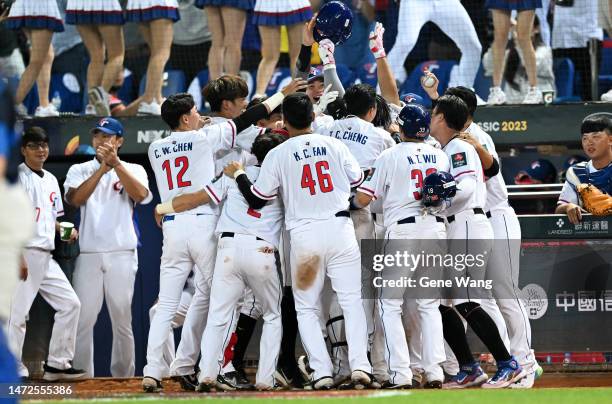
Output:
(370, 22), (400, 107)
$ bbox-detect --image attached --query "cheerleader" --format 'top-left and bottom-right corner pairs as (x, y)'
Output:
(486, 0), (543, 105)
(253, 0), (312, 96)
(65, 0), (125, 116)
(195, 0), (254, 81)
(125, 0), (180, 115)
(5, 0), (63, 117)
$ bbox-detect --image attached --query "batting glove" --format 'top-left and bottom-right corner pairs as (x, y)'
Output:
(318, 39), (336, 70)
(369, 22), (386, 59)
(314, 84), (339, 115)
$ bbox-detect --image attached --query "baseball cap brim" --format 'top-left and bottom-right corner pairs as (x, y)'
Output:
(91, 127), (122, 136)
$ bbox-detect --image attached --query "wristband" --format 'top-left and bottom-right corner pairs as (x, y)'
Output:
(156, 201), (175, 215)
(233, 169), (247, 179)
(263, 92), (285, 112)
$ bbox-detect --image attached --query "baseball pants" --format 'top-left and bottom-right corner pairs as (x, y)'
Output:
(73, 250), (138, 378)
(198, 234), (283, 387)
(387, 0), (482, 87)
(8, 248), (81, 377)
(144, 214), (218, 380)
(290, 215), (371, 380)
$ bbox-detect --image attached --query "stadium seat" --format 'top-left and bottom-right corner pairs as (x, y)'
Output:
(264, 67), (292, 96)
(50, 73), (84, 113)
(553, 58), (580, 103)
(598, 39), (612, 96)
(400, 60), (458, 107)
(138, 69), (186, 98)
(473, 63), (492, 101)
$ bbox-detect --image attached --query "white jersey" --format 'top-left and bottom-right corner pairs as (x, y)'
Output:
(205, 165), (284, 247)
(18, 163), (63, 251)
(442, 136), (487, 217)
(209, 116), (262, 177)
(312, 114), (334, 133)
(318, 116), (395, 169)
(148, 120), (238, 216)
(358, 142), (449, 227)
(466, 122), (509, 211)
(557, 161), (608, 207)
(64, 158), (152, 253)
(251, 134), (363, 230)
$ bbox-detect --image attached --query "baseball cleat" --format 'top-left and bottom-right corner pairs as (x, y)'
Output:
(534, 364), (544, 379)
(297, 355), (314, 382)
(172, 373), (198, 391)
(509, 371), (535, 389)
(442, 363), (488, 389)
(233, 368), (252, 387)
(370, 377), (384, 389)
(351, 370), (372, 389)
(384, 382), (412, 389)
(312, 376), (334, 390)
(273, 368), (294, 388)
(42, 364), (86, 382)
(142, 376), (163, 393)
(196, 378), (215, 392)
(482, 358), (527, 389)
(424, 380), (443, 389)
(411, 372), (423, 389)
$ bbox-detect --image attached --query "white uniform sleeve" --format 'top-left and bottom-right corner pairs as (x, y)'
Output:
(312, 115), (334, 134)
(357, 156), (386, 199)
(63, 164), (86, 197)
(53, 177), (64, 217)
(251, 150), (281, 200)
(204, 175), (229, 205)
(448, 142), (479, 181)
(130, 164), (153, 205)
(203, 120), (237, 154)
(235, 125), (266, 153)
(557, 179), (579, 206)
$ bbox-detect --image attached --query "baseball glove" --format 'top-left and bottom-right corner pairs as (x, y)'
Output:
(578, 184), (612, 216)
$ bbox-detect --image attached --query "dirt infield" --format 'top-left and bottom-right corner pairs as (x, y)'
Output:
(47, 373), (612, 399)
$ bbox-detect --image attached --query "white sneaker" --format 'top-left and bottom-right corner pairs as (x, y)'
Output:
(88, 86), (111, 116)
(16, 103), (28, 117)
(487, 87), (506, 105)
(522, 87), (543, 104)
(34, 104), (59, 117)
(509, 369), (535, 389)
(476, 94), (487, 106)
(84, 104), (96, 116)
(601, 89), (612, 102)
(138, 101), (162, 116)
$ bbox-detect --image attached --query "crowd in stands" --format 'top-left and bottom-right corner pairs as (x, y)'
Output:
(0, 0), (611, 118)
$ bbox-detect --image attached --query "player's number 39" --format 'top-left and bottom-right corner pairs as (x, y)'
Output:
(301, 161), (334, 195)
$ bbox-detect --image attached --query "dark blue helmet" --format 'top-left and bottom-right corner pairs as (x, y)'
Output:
(423, 171), (457, 207)
(314, 1), (353, 45)
(396, 104), (430, 139)
(399, 93), (426, 106)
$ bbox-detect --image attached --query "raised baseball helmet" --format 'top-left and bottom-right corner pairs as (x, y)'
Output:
(396, 103), (430, 139)
(400, 92), (426, 106)
(423, 171), (457, 207)
(313, 1), (353, 45)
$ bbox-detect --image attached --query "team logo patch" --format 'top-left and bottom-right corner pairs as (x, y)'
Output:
(451, 152), (467, 168)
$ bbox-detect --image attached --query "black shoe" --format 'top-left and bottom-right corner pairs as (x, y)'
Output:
(196, 380), (214, 392)
(234, 367), (251, 386)
(384, 382), (412, 390)
(424, 380), (442, 389)
(173, 373), (198, 391)
(273, 367), (294, 388)
(312, 376), (334, 390)
(217, 372), (253, 391)
(42, 364), (86, 382)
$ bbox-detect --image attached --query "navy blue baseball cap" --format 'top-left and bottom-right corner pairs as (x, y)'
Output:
(307, 66), (324, 83)
(92, 117), (124, 137)
(514, 159), (557, 184)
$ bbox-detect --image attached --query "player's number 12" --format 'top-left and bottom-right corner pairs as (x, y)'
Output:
(161, 156), (192, 190)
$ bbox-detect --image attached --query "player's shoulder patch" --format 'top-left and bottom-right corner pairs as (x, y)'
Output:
(451, 152), (467, 168)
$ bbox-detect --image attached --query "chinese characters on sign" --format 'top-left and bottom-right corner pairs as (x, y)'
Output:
(556, 291), (612, 312)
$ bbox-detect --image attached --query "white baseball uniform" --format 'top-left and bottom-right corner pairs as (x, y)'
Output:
(9, 164), (81, 377)
(358, 141), (450, 384)
(145, 121), (238, 380)
(249, 134), (372, 380)
(387, 0), (482, 87)
(467, 122), (533, 369)
(198, 165), (284, 387)
(64, 158), (152, 378)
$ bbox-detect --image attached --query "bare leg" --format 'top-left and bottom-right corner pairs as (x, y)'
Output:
(15, 29), (53, 105)
(36, 42), (54, 107)
(255, 26), (281, 95)
(141, 19), (173, 103)
(98, 24), (125, 91)
(206, 7), (225, 80)
(286, 23), (303, 77)
(77, 25), (105, 89)
(491, 9), (512, 87)
(516, 10), (537, 87)
(220, 7), (246, 75)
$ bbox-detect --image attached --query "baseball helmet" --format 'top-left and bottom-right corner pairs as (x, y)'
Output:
(313, 1), (353, 45)
(396, 104), (430, 139)
(400, 92), (426, 106)
(423, 171), (457, 207)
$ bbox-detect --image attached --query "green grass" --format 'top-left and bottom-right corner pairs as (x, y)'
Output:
(26, 388), (612, 404)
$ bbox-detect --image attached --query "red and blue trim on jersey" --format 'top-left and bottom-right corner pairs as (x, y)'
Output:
(350, 171), (365, 187)
(65, 10), (125, 25)
(253, 6), (312, 26)
(6, 15), (64, 32)
(205, 185), (222, 204)
(125, 6), (180, 23)
(252, 186), (276, 200)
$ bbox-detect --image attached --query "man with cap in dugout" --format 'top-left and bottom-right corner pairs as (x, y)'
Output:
(64, 117), (153, 378)
(513, 159), (557, 185)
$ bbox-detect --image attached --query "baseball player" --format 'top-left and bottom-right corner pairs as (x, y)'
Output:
(352, 104), (450, 388)
(226, 93), (373, 390)
(9, 127), (85, 381)
(429, 95), (526, 389)
(556, 115), (612, 223)
(445, 86), (539, 388)
(64, 117), (152, 378)
(386, 0), (482, 88)
(143, 82), (303, 392)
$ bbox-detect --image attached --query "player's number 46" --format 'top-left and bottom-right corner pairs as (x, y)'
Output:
(301, 161), (334, 195)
